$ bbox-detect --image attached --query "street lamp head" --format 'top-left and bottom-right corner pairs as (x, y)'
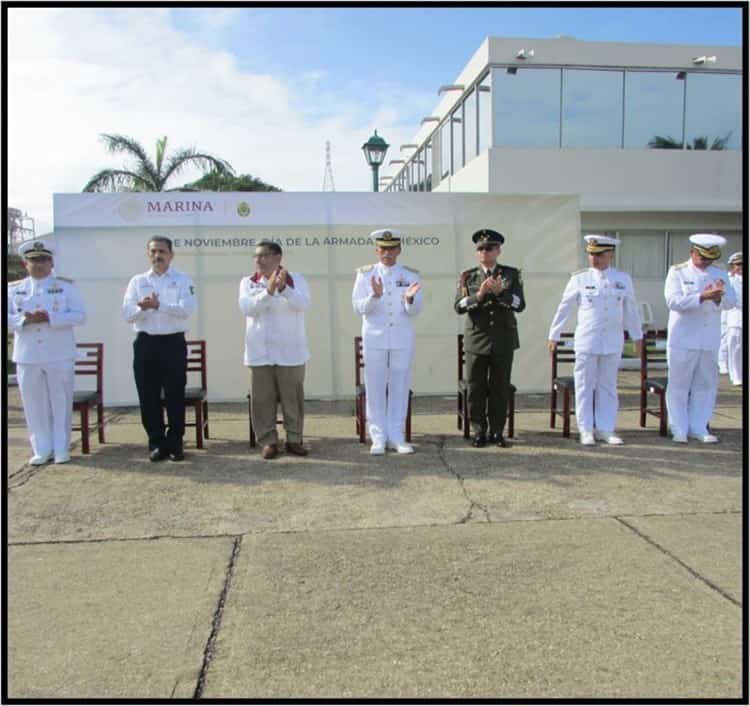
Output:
(362, 130), (390, 167)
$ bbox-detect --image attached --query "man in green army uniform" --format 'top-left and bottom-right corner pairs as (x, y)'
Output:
(454, 229), (526, 447)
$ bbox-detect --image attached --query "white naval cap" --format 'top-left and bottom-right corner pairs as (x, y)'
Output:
(584, 234), (620, 253)
(689, 233), (726, 260)
(18, 238), (55, 259)
(371, 228), (404, 248)
(728, 251), (743, 265)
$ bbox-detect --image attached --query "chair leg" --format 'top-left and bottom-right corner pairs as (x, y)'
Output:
(97, 403), (105, 443)
(639, 389), (647, 427)
(357, 395), (366, 443)
(507, 389), (515, 439)
(80, 406), (90, 454)
(203, 400), (209, 438)
(562, 390), (570, 438)
(194, 403), (204, 449)
(550, 389), (557, 428)
(659, 394), (668, 437)
(407, 391), (413, 441)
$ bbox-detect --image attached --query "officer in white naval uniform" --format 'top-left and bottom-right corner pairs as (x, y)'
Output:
(8, 239), (87, 465)
(664, 233), (736, 443)
(725, 252), (743, 386)
(352, 229), (423, 455)
(548, 235), (643, 445)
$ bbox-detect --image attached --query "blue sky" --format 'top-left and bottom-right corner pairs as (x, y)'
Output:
(7, 5), (744, 234)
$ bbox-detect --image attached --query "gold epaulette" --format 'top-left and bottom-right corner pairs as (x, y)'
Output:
(674, 261), (690, 269)
(357, 264), (375, 274)
(56, 276), (74, 283)
(402, 265), (420, 274)
(8, 279), (25, 287)
(571, 268), (588, 276)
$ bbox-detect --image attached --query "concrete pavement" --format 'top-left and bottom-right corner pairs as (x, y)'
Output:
(6, 373), (744, 699)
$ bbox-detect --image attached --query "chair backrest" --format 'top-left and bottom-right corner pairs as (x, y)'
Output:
(457, 334), (465, 382)
(75, 343), (103, 394)
(639, 301), (655, 330)
(354, 336), (364, 386)
(185, 339), (207, 390)
(551, 333), (576, 380)
(640, 330), (668, 382)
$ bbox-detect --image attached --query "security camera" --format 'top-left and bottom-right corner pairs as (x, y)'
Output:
(515, 48), (534, 59)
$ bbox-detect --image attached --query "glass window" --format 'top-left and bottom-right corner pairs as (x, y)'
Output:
(618, 231), (666, 278)
(440, 119), (451, 179)
(685, 73), (741, 151)
(493, 67), (561, 148)
(477, 73), (491, 155)
(425, 140), (433, 191)
(562, 69), (623, 148)
(451, 105), (464, 172)
(625, 71), (685, 150)
(464, 88), (477, 163)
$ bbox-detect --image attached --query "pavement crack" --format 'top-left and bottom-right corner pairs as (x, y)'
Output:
(434, 435), (490, 523)
(193, 535), (242, 699)
(615, 517), (740, 608)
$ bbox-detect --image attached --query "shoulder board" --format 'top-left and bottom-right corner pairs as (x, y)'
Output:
(571, 268), (588, 276)
(357, 264), (375, 274)
(500, 264), (519, 273)
(461, 267), (479, 276)
(674, 261), (690, 269)
(8, 279), (26, 287)
(402, 265), (419, 274)
(56, 276), (74, 283)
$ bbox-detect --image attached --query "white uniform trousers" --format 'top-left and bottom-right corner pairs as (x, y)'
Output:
(718, 317), (728, 373)
(574, 352), (621, 434)
(666, 348), (719, 437)
(17, 359), (75, 458)
(727, 328), (743, 385)
(364, 347), (412, 444)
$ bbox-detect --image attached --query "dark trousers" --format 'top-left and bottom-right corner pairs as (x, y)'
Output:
(133, 332), (187, 452)
(466, 348), (514, 436)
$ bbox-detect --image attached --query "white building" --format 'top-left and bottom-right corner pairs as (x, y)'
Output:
(384, 36), (743, 328)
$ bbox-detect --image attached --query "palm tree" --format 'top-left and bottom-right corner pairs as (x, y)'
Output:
(648, 132), (732, 151)
(82, 134), (234, 192)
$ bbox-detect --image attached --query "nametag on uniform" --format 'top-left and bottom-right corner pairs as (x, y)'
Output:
(615, 282), (626, 290)
(47, 288), (63, 294)
(395, 280), (409, 287)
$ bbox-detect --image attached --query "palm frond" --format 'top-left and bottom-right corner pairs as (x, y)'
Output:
(159, 150), (234, 189)
(82, 169), (152, 193)
(100, 134), (159, 184)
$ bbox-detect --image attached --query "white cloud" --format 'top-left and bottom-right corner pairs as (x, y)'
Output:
(7, 7), (430, 234)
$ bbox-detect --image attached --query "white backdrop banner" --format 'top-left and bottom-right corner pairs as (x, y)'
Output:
(52, 192), (580, 405)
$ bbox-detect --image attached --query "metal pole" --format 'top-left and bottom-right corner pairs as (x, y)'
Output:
(372, 165), (379, 192)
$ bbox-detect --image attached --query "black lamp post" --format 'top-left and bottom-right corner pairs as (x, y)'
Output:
(361, 130), (389, 192)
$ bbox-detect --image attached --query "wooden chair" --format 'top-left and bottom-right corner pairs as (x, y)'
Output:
(183, 340), (209, 448)
(73, 343), (105, 454)
(640, 330), (669, 436)
(355, 336), (412, 443)
(457, 334), (515, 439)
(550, 333), (576, 437)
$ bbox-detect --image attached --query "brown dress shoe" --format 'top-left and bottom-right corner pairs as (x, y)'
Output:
(261, 444), (278, 460)
(285, 441), (309, 456)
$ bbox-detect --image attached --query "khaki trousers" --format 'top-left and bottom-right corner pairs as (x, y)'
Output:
(249, 365), (306, 446)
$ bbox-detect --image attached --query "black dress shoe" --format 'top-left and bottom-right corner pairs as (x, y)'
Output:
(169, 450), (185, 462)
(471, 433), (487, 448)
(149, 448), (169, 462)
(495, 435), (511, 448)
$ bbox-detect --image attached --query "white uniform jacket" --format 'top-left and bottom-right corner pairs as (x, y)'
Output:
(664, 261), (737, 351)
(122, 267), (196, 335)
(352, 262), (423, 350)
(726, 273), (743, 329)
(8, 275), (87, 364)
(238, 271), (311, 366)
(548, 267), (642, 354)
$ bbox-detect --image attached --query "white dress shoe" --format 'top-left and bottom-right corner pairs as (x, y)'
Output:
(594, 431), (624, 445)
(29, 454), (53, 466)
(54, 454), (71, 464)
(370, 441), (385, 455)
(689, 433), (719, 444)
(672, 433), (688, 444)
(580, 431), (596, 446)
(388, 442), (414, 454)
